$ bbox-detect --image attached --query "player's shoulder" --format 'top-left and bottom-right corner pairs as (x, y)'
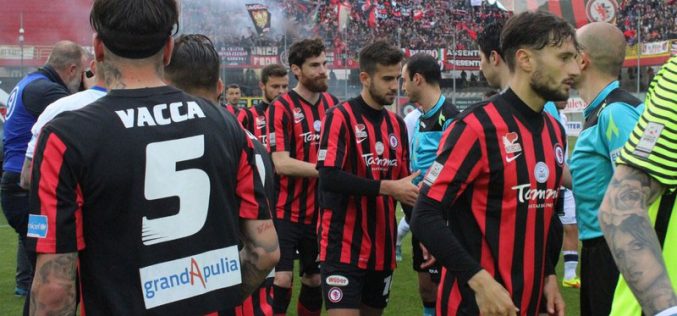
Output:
(321, 92), (340, 105)
(454, 98), (493, 124)
(441, 98), (460, 118)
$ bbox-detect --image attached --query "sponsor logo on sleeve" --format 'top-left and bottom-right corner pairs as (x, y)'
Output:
(318, 149), (327, 161)
(634, 122), (663, 158)
(423, 161), (444, 186)
(27, 215), (48, 238)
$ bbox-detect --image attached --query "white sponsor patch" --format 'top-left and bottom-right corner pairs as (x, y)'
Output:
(318, 149), (327, 161)
(269, 133), (276, 146)
(423, 162), (444, 186)
(313, 120), (322, 132)
(634, 122), (663, 158)
(139, 246), (241, 309)
(325, 275), (349, 286)
(375, 141), (385, 155)
(534, 162), (550, 184)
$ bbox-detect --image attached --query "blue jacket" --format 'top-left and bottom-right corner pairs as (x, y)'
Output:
(570, 81), (644, 240)
(410, 95), (459, 184)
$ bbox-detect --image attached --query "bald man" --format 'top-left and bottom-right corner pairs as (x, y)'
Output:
(569, 22), (645, 316)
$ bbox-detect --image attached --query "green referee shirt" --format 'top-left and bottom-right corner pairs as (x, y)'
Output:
(610, 56), (677, 316)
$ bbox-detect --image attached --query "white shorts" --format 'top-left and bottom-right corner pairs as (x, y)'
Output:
(559, 189), (576, 225)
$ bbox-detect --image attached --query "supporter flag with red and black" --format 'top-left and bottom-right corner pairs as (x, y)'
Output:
(246, 3), (271, 35)
(493, 0), (620, 27)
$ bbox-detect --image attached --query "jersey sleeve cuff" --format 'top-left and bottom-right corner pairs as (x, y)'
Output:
(655, 306), (677, 316)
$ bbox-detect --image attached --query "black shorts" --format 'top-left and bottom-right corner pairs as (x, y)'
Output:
(411, 234), (441, 283)
(320, 262), (394, 310)
(273, 218), (320, 276)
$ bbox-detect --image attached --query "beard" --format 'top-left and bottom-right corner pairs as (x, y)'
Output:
(300, 75), (328, 93)
(369, 84), (396, 106)
(530, 68), (569, 102)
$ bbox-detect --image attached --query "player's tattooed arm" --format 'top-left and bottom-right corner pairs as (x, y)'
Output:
(30, 253), (78, 316)
(239, 219), (280, 299)
(599, 165), (677, 315)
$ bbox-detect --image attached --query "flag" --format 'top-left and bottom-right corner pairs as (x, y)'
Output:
(338, 2), (351, 31)
(492, 0), (619, 28)
(245, 3), (271, 35)
(413, 9), (423, 21)
(471, 0), (483, 6)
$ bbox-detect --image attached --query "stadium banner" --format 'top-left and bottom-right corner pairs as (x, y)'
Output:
(250, 46), (279, 66)
(445, 49), (481, 71)
(0, 45), (35, 60)
(246, 3), (271, 35)
(496, 0), (618, 28)
(218, 47), (249, 66)
(623, 40), (673, 67)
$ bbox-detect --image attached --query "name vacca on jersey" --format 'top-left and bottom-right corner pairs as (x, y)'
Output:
(115, 101), (206, 128)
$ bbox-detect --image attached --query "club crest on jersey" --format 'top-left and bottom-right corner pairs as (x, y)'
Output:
(534, 162), (550, 184)
(313, 120), (322, 132)
(256, 116), (266, 130)
(293, 108), (305, 123)
(375, 141), (385, 155)
(355, 124), (368, 144)
(389, 134), (399, 149)
(328, 287), (343, 303)
(554, 144), (565, 166)
(325, 275), (349, 287)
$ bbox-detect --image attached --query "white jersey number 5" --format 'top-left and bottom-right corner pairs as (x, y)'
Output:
(142, 135), (210, 245)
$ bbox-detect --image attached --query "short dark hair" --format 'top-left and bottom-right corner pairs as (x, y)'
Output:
(227, 84), (240, 90)
(359, 41), (404, 75)
(405, 53), (441, 86)
(288, 38), (325, 68)
(261, 64), (288, 84)
(164, 34), (219, 92)
(500, 11), (579, 71)
(477, 21), (504, 59)
(90, 0), (179, 59)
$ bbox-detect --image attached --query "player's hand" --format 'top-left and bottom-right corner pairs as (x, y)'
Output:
(468, 270), (518, 316)
(419, 243), (437, 269)
(543, 275), (565, 316)
(387, 171), (420, 206)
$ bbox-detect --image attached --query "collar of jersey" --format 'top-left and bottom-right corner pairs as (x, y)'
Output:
(420, 95), (445, 119)
(584, 80), (619, 119)
(90, 85), (107, 92)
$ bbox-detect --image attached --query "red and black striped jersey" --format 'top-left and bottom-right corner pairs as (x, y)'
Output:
(223, 103), (239, 116)
(316, 96), (410, 271)
(419, 89), (566, 315)
(237, 101), (270, 146)
(27, 86), (270, 315)
(267, 90), (339, 224)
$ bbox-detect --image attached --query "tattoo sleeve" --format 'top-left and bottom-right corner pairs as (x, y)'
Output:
(30, 253), (78, 316)
(239, 220), (279, 300)
(599, 165), (677, 315)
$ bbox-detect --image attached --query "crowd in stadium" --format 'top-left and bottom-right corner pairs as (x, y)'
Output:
(180, 0), (677, 55)
(617, 0), (677, 43)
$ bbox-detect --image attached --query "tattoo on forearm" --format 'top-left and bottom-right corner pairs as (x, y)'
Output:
(30, 253), (78, 316)
(239, 223), (279, 299)
(599, 166), (676, 315)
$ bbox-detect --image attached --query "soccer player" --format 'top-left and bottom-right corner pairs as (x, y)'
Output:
(412, 11), (578, 315)
(165, 33), (277, 316)
(26, 1), (279, 314)
(1, 40), (85, 303)
(569, 22), (644, 316)
(224, 83), (242, 115)
(600, 56), (677, 316)
(316, 40), (419, 316)
(267, 38), (339, 316)
(477, 21), (510, 91)
(401, 53), (459, 316)
(238, 63), (289, 146)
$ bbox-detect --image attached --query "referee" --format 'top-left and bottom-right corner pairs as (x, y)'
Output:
(599, 56), (677, 316)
